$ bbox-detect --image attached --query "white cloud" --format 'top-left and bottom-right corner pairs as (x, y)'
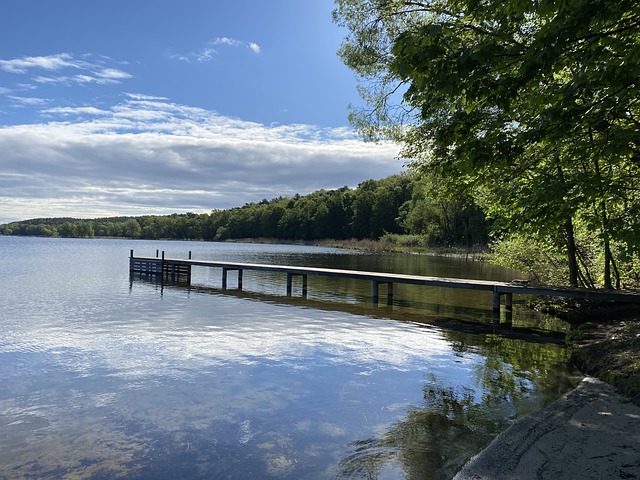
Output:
(96, 68), (132, 80)
(0, 97), (402, 222)
(0, 53), (78, 73)
(0, 53), (132, 87)
(214, 37), (261, 54)
(8, 95), (48, 106)
(42, 106), (110, 116)
(195, 47), (217, 63)
(170, 37), (262, 63)
(33, 75), (74, 85)
(167, 47), (218, 63)
(125, 93), (169, 102)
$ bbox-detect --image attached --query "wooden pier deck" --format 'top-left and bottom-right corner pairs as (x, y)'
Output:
(129, 250), (640, 319)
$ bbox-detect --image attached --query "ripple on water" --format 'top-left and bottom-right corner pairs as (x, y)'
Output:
(0, 238), (579, 479)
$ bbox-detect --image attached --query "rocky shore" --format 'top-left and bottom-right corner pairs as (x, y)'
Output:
(454, 313), (640, 479)
(453, 376), (640, 479)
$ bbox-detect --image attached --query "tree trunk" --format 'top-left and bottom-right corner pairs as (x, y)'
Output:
(603, 236), (613, 289)
(565, 217), (579, 287)
(555, 162), (579, 287)
(593, 154), (613, 289)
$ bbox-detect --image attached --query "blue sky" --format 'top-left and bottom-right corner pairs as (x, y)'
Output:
(0, 1), (402, 223)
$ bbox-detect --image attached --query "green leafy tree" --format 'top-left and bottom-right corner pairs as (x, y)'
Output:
(348, 175), (412, 238)
(334, 0), (640, 288)
(350, 179), (377, 238)
(370, 174), (413, 237)
(402, 173), (489, 247)
(76, 221), (94, 238)
(58, 221), (79, 238)
(140, 217), (165, 240)
(122, 219), (142, 239)
(259, 199), (286, 239)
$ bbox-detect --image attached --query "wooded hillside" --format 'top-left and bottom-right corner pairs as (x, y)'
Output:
(0, 173), (490, 247)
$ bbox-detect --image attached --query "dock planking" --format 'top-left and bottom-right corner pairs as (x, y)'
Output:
(129, 250), (640, 319)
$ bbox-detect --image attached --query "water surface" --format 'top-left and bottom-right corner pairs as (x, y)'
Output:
(0, 237), (578, 479)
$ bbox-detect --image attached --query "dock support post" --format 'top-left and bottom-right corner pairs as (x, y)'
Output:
(505, 293), (513, 311)
(372, 281), (393, 304)
(504, 292), (513, 323)
(187, 251), (192, 283)
(222, 268), (242, 289)
(493, 288), (501, 319)
(285, 273), (306, 297)
(161, 251), (165, 281)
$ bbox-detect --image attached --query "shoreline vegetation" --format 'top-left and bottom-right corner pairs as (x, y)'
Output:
(569, 315), (640, 406)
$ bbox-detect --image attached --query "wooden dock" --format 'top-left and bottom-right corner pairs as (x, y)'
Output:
(129, 250), (640, 318)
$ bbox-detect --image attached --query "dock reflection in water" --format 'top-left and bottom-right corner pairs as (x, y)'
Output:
(0, 237), (579, 479)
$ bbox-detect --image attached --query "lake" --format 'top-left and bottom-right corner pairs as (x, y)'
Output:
(0, 236), (579, 479)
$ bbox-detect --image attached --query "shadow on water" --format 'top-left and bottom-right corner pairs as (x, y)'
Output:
(124, 276), (578, 479)
(336, 335), (578, 480)
(130, 274), (567, 346)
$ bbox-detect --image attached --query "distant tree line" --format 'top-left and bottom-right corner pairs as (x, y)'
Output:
(0, 174), (490, 247)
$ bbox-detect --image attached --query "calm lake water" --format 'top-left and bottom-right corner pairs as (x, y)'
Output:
(0, 237), (579, 479)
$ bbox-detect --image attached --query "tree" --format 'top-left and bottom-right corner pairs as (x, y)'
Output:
(402, 173), (489, 247)
(122, 219), (141, 239)
(370, 174), (413, 237)
(58, 221), (78, 238)
(334, 0), (640, 288)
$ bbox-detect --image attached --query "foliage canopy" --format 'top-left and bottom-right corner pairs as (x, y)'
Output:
(334, 0), (640, 288)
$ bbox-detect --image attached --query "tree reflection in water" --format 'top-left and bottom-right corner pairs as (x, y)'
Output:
(337, 334), (578, 479)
